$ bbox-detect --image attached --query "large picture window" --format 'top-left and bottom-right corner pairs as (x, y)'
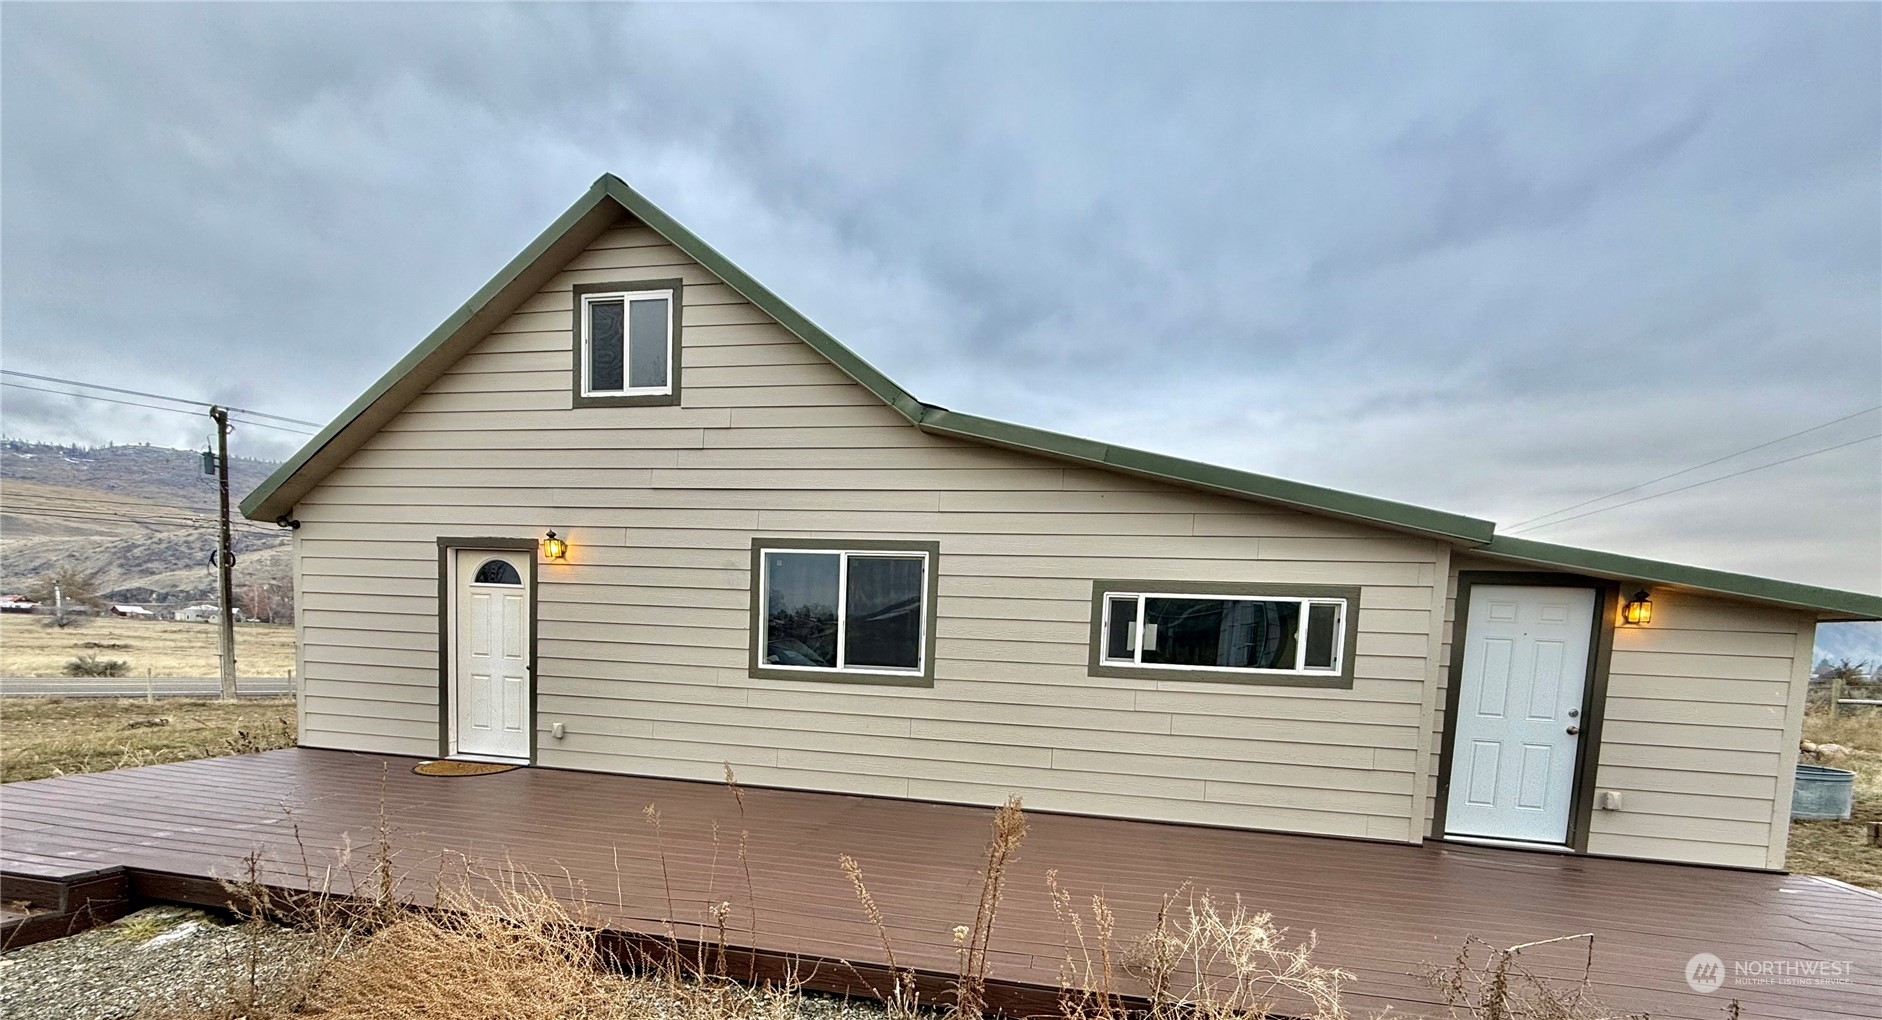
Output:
(1089, 581), (1359, 688)
(572, 280), (682, 407)
(750, 540), (940, 685)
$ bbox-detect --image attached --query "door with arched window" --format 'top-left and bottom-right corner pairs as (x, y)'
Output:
(450, 548), (533, 761)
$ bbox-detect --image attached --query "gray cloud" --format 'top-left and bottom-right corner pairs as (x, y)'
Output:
(2, 2), (1877, 590)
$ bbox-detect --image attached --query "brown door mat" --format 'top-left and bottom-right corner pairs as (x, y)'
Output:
(413, 760), (519, 777)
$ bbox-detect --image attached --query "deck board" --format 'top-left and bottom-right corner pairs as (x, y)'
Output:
(2, 748), (1877, 1019)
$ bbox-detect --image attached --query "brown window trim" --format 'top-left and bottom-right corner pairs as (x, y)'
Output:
(1086, 580), (1361, 689)
(748, 538), (940, 688)
(571, 279), (683, 408)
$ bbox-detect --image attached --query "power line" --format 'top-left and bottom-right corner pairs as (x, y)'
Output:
(4, 497), (211, 520)
(0, 490), (218, 515)
(2, 380), (316, 436)
(1, 488), (280, 527)
(1, 380), (316, 436)
(3, 509), (280, 536)
(0, 369), (322, 427)
(1513, 433), (1881, 534)
(1506, 404), (1882, 533)
(4, 477), (270, 518)
(4, 381), (219, 424)
(0, 506), (279, 535)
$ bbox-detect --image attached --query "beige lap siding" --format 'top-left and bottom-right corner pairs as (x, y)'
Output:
(293, 213), (1450, 840)
(1424, 556), (1813, 869)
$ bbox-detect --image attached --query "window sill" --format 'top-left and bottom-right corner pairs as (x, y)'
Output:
(573, 391), (678, 408)
(1089, 663), (1355, 689)
(750, 665), (934, 688)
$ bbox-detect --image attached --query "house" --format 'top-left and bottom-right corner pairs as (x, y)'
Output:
(173, 604), (229, 623)
(242, 174), (1881, 872)
(0, 595), (38, 614)
(110, 605), (156, 618)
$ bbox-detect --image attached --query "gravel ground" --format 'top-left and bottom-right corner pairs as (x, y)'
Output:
(0, 905), (903, 1020)
(0, 905), (318, 1019)
(603, 979), (904, 1020)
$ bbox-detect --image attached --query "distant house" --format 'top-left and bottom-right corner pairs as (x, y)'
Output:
(0, 595), (38, 614)
(241, 174), (1881, 872)
(173, 605), (223, 623)
(110, 605), (156, 618)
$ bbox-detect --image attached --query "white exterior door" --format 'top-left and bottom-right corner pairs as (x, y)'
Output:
(452, 549), (531, 761)
(1445, 584), (1595, 845)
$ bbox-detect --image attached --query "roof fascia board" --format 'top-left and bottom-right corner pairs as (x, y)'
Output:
(242, 181), (624, 520)
(1476, 536), (1882, 621)
(595, 176), (929, 424)
(914, 406), (1498, 544)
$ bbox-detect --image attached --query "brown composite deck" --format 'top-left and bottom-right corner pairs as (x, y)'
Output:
(2, 748), (1876, 1019)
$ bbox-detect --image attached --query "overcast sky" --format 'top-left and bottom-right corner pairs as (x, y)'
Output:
(2, 3), (1878, 593)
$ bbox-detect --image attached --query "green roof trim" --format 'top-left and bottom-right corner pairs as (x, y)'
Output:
(240, 178), (625, 520)
(591, 178), (931, 425)
(1478, 536), (1882, 621)
(913, 407), (1495, 543)
(241, 173), (1881, 621)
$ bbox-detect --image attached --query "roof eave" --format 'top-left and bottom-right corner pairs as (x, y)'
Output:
(594, 175), (930, 424)
(1473, 536), (1882, 622)
(914, 407), (1498, 544)
(242, 179), (625, 521)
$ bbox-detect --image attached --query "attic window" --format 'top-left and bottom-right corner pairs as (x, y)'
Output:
(573, 279), (682, 407)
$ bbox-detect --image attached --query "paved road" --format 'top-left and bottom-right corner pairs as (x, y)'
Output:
(0, 676), (294, 698)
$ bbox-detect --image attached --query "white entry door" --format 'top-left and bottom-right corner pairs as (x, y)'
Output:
(452, 549), (532, 761)
(1445, 584), (1595, 845)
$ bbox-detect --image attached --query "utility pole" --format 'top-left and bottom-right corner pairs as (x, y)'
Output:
(210, 407), (237, 700)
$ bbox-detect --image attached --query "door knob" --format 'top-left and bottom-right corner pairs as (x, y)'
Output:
(1566, 725), (1581, 736)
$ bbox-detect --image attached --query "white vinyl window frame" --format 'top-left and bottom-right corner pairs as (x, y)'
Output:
(757, 546), (932, 679)
(579, 288), (675, 397)
(1098, 591), (1349, 678)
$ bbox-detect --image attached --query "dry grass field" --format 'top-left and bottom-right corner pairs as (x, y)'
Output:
(1789, 710), (1882, 890)
(0, 614), (295, 677)
(0, 696), (296, 783)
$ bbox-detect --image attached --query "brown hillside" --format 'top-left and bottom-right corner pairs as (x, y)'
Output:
(0, 441), (290, 604)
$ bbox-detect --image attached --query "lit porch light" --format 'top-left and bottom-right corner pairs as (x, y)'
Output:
(1621, 590), (1652, 626)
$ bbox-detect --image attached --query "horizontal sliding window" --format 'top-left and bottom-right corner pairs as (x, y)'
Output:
(583, 290), (671, 394)
(573, 280), (681, 407)
(754, 542), (937, 684)
(1098, 588), (1350, 679)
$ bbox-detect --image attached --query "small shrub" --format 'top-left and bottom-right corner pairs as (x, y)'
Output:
(956, 796), (1027, 1020)
(63, 653), (129, 677)
(226, 719), (296, 755)
(1052, 878), (1351, 1020)
(305, 877), (616, 1020)
(1425, 933), (1648, 1020)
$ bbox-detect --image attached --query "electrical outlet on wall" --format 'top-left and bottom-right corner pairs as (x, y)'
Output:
(1596, 790), (1623, 811)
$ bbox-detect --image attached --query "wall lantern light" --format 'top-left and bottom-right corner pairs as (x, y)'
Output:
(1621, 589), (1653, 626)
(542, 531), (568, 561)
